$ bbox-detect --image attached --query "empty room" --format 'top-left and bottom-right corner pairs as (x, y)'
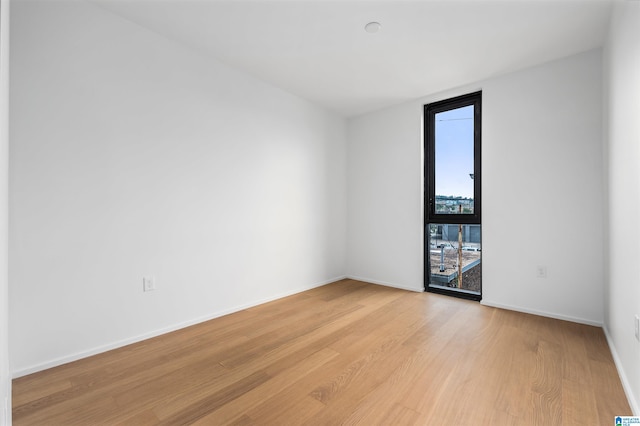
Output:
(0, 0), (639, 424)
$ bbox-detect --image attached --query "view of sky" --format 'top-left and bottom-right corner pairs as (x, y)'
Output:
(435, 105), (475, 199)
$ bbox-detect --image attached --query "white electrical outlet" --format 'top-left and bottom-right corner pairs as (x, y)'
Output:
(143, 276), (156, 292)
(635, 314), (639, 341)
(536, 265), (547, 278)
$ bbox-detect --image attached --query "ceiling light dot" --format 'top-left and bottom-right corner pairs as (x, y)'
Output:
(365, 22), (381, 33)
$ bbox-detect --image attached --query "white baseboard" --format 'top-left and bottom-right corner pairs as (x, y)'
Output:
(480, 299), (603, 327)
(603, 326), (639, 416)
(12, 276), (346, 378)
(346, 275), (423, 293)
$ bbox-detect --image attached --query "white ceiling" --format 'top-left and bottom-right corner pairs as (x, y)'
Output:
(93, 0), (613, 117)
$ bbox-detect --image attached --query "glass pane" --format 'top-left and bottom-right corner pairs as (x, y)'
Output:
(427, 223), (481, 295)
(434, 105), (475, 214)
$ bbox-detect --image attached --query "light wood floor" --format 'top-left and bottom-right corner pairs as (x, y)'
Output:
(13, 279), (631, 425)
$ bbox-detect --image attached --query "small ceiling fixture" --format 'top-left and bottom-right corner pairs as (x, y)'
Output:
(364, 22), (381, 33)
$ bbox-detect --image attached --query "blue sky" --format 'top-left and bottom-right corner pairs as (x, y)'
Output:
(435, 105), (475, 198)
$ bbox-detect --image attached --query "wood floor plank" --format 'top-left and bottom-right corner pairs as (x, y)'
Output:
(489, 322), (538, 422)
(189, 348), (340, 425)
(11, 376), (72, 408)
(376, 403), (421, 425)
(529, 339), (563, 425)
(589, 358), (633, 423)
(155, 370), (272, 425)
(12, 279), (631, 425)
(561, 378), (599, 425)
(338, 348), (435, 426)
(248, 396), (326, 425)
(113, 409), (161, 426)
(559, 321), (595, 385)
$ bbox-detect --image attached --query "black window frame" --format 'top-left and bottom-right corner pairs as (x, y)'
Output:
(424, 91), (482, 225)
(424, 91), (482, 300)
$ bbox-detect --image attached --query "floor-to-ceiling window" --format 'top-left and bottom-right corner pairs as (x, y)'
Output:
(424, 92), (482, 300)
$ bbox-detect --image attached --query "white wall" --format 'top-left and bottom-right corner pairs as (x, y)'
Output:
(603, 1), (640, 415)
(347, 102), (424, 291)
(1, 0), (11, 422)
(9, 0), (346, 376)
(481, 49), (603, 325)
(347, 49), (604, 325)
